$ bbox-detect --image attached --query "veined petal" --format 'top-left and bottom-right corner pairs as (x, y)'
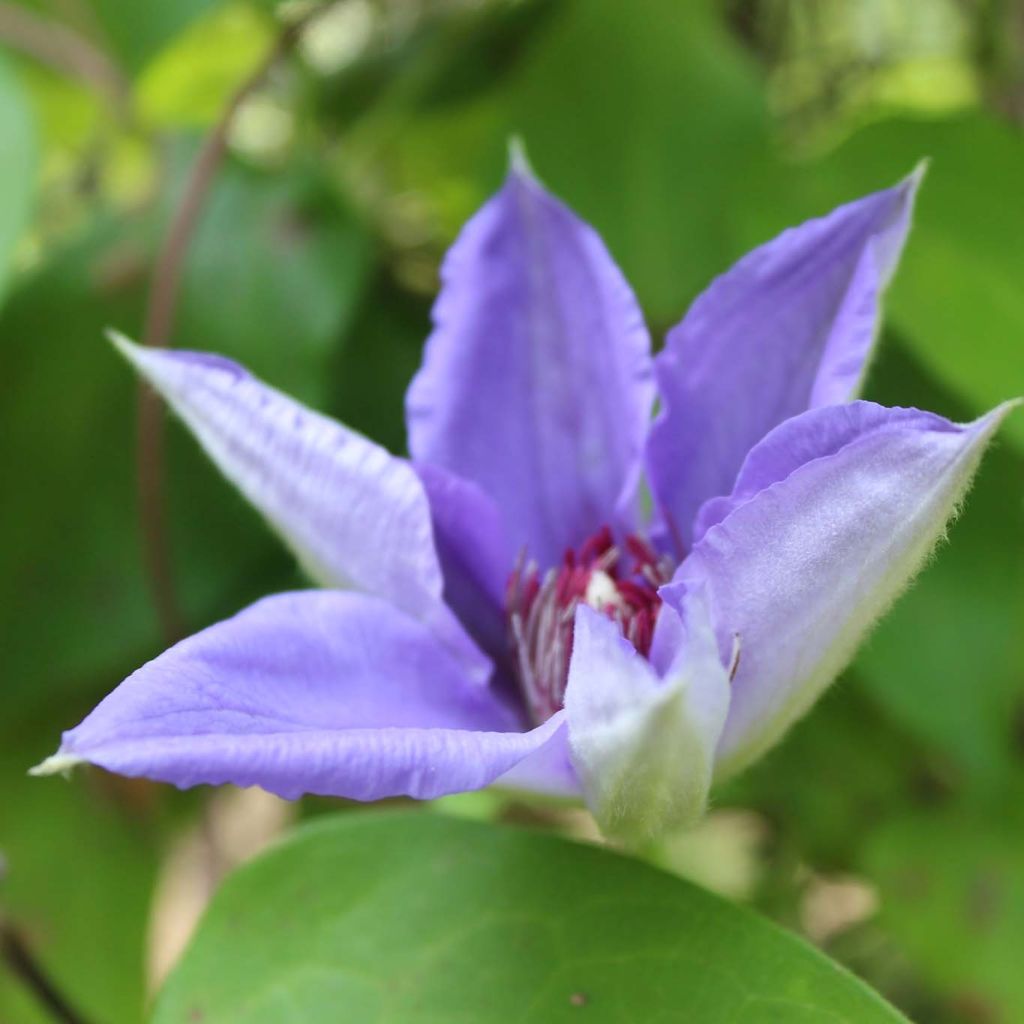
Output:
(647, 168), (923, 552)
(111, 334), (484, 677)
(33, 592), (565, 801)
(564, 591), (730, 842)
(665, 399), (1019, 780)
(405, 155), (654, 567)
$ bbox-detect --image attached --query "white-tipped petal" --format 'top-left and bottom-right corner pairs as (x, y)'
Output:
(564, 591), (730, 842)
(28, 752), (85, 778)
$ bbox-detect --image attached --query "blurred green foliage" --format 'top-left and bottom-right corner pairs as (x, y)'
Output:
(0, 54), (36, 294)
(0, 1), (1021, 1022)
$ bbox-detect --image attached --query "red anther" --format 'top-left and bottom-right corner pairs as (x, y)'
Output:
(520, 572), (540, 618)
(579, 525), (615, 565)
(554, 569), (568, 606)
(556, 564), (586, 605)
(615, 579), (652, 610)
(625, 534), (657, 568)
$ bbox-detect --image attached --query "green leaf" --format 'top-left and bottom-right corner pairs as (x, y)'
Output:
(0, 53), (37, 301)
(154, 811), (908, 1023)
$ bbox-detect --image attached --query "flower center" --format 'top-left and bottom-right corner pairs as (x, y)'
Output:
(505, 526), (675, 724)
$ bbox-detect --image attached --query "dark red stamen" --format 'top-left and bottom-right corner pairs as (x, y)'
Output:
(506, 526), (676, 725)
(578, 525), (615, 565)
(625, 534), (657, 567)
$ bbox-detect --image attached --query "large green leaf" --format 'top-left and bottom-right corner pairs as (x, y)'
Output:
(154, 811), (907, 1023)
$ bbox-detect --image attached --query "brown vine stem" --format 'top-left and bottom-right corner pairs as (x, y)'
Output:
(1, 917), (95, 1024)
(137, 4), (332, 644)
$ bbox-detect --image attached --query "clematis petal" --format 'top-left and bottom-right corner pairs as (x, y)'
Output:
(496, 719), (579, 798)
(647, 168), (923, 552)
(111, 333), (484, 678)
(664, 399), (1019, 780)
(693, 402), (953, 541)
(415, 463), (512, 664)
(405, 154), (654, 567)
(563, 591), (730, 842)
(32, 591), (566, 801)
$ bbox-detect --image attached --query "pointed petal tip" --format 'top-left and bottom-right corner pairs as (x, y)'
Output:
(42, 591), (533, 802)
(506, 135), (536, 182)
(989, 395), (1023, 418)
(413, 137), (654, 565)
(876, 159), (926, 240)
(648, 165), (929, 552)
(890, 159), (927, 221)
(106, 327), (140, 360)
(971, 396), (1022, 439)
(106, 330), (248, 383)
(902, 157), (929, 195)
(29, 751), (84, 779)
(105, 329), (178, 380)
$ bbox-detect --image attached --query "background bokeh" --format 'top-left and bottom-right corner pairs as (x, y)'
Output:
(1, 1), (1022, 1021)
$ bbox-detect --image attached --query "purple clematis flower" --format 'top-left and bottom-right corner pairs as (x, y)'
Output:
(34, 155), (1017, 841)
